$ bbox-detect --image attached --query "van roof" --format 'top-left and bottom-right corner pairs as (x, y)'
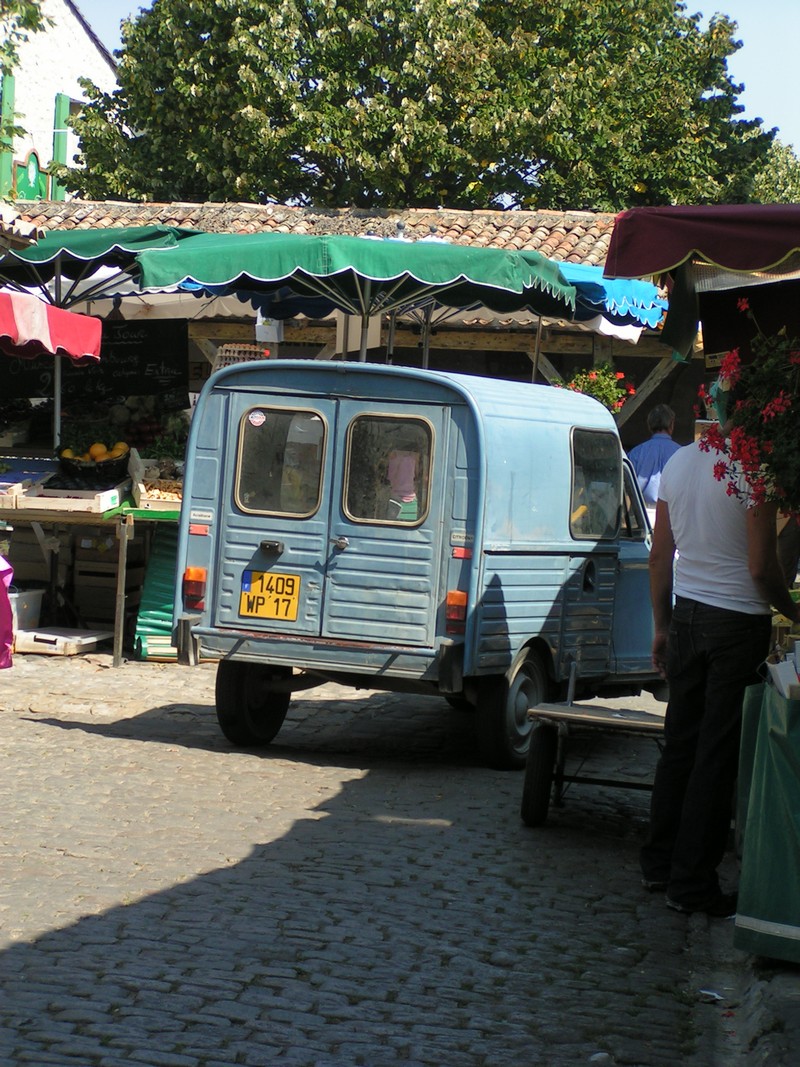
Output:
(210, 359), (617, 431)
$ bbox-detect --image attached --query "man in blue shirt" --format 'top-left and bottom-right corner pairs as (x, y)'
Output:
(628, 404), (682, 511)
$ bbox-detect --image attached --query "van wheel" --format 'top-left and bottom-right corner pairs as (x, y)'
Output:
(215, 661), (291, 746)
(475, 652), (550, 770)
(520, 721), (558, 826)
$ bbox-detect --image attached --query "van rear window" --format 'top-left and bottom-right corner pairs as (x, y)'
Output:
(570, 429), (622, 539)
(235, 407), (326, 516)
(344, 415), (432, 525)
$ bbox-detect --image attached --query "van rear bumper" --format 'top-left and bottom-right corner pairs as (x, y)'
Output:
(183, 622), (455, 683)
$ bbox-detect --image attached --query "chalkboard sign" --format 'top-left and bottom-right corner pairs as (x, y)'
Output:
(1, 319), (189, 407)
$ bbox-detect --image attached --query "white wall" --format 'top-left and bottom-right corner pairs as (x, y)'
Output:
(10, 0), (117, 169)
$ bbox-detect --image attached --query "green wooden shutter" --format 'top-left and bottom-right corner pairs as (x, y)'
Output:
(51, 92), (71, 201)
(0, 74), (16, 197)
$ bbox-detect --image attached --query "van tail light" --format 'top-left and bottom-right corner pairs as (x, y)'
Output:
(446, 590), (468, 635)
(183, 566), (207, 609)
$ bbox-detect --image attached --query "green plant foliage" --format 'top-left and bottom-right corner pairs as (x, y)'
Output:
(555, 363), (636, 413)
(54, 0), (776, 211)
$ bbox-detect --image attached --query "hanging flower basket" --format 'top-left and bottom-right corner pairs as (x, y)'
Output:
(554, 362), (636, 413)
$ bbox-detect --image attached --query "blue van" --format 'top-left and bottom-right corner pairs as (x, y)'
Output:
(174, 361), (660, 768)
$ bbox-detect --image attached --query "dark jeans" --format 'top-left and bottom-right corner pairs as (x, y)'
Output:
(640, 597), (771, 906)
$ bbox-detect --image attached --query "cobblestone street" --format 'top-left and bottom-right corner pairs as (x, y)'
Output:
(1, 652), (798, 1066)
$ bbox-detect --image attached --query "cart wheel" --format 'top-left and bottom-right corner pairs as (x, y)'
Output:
(475, 650), (550, 770)
(520, 721), (558, 826)
(215, 661), (291, 746)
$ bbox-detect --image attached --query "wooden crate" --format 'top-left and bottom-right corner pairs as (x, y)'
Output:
(73, 560), (145, 624)
(0, 478), (32, 509)
(128, 450), (182, 512)
(19, 479), (131, 513)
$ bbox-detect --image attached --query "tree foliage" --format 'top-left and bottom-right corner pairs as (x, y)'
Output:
(750, 139), (800, 204)
(55, 0), (778, 211)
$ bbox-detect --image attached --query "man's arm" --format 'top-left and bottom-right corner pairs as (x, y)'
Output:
(747, 502), (800, 624)
(649, 499), (676, 678)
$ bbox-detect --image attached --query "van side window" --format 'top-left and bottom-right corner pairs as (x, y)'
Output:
(344, 415), (432, 525)
(621, 463), (648, 540)
(570, 429), (622, 539)
(235, 408), (325, 516)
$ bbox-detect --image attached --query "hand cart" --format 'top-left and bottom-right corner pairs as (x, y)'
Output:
(520, 668), (666, 827)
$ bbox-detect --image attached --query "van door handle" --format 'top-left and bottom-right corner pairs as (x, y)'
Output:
(329, 536), (350, 550)
(260, 540), (285, 554)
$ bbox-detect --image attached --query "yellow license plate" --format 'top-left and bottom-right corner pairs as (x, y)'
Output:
(240, 570), (300, 621)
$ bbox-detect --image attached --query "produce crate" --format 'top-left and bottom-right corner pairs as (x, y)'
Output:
(0, 479), (30, 509)
(18, 478), (131, 513)
(128, 449), (183, 512)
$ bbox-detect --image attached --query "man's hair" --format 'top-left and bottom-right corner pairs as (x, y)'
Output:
(647, 404), (675, 434)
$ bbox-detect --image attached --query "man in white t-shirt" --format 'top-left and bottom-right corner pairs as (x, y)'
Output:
(641, 394), (800, 918)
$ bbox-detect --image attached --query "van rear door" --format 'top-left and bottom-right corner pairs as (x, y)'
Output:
(321, 399), (444, 646)
(214, 394), (445, 648)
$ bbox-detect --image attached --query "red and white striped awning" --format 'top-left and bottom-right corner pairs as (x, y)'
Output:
(0, 291), (101, 362)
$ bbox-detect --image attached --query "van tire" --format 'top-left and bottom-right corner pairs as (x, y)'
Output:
(215, 661), (291, 746)
(475, 652), (549, 770)
(520, 721), (558, 826)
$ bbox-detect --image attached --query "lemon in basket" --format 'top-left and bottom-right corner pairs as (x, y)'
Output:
(89, 442), (109, 461)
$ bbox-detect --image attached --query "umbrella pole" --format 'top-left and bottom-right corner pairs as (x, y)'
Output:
(53, 357), (62, 448)
(387, 311), (396, 364)
(358, 280), (372, 361)
(54, 254), (63, 448)
(422, 305), (432, 369)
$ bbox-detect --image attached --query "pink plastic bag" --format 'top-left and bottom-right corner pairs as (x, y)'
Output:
(0, 554), (14, 669)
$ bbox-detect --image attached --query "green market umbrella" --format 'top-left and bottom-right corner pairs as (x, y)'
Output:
(136, 232), (576, 360)
(0, 224), (202, 308)
(0, 225), (201, 444)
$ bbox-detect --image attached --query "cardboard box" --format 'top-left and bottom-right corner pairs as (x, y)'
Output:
(73, 525), (145, 563)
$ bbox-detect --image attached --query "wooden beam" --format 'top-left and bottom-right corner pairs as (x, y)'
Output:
(530, 352), (563, 385)
(189, 322), (255, 342)
(615, 356), (680, 427)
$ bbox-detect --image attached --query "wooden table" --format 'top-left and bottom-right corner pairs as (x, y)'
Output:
(6, 500), (179, 666)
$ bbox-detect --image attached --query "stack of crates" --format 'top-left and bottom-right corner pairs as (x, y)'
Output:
(6, 525), (71, 589)
(71, 526), (147, 632)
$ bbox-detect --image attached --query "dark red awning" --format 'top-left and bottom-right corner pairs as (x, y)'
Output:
(0, 291), (101, 362)
(603, 204), (800, 279)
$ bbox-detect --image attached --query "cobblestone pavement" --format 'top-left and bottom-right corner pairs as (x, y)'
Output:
(1, 651), (800, 1067)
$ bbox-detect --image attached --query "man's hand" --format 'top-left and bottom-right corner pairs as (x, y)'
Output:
(652, 630), (669, 679)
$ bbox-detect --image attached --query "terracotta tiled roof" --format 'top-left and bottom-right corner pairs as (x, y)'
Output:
(0, 208), (43, 250)
(14, 200), (616, 266)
